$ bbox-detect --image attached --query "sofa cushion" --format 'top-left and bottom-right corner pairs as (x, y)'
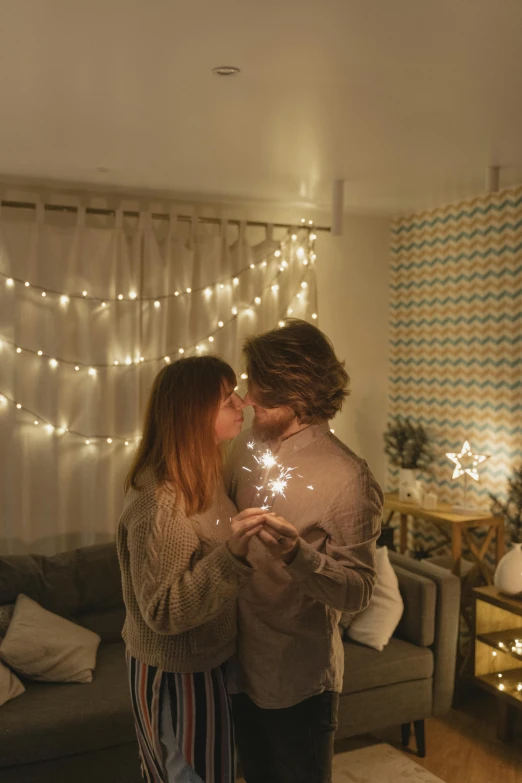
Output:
(394, 565), (436, 647)
(0, 659), (24, 707)
(0, 543), (122, 616)
(345, 546), (404, 651)
(341, 636), (433, 696)
(0, 594), (101, 683)
(75, 606), (126, 643)
(0, 642), (135, 767)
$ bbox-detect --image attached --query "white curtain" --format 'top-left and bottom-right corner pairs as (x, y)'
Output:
(0, 203), (317, 554)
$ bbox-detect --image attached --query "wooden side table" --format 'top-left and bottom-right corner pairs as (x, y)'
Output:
(384, 493), (505, 582)
(472, 586), (522, 741)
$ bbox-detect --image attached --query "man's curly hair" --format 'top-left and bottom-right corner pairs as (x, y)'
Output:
(243, 319), (350, 423)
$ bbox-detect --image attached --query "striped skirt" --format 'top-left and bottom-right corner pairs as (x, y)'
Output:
(126, 652), (235, 783)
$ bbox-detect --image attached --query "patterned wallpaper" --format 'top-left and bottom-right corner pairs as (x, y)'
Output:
(388, 186), (522, 545)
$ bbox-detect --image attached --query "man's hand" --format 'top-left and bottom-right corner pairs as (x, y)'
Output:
(257, 513), (300, 563)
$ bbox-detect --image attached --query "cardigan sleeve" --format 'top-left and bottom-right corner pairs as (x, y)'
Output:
(126, 500), (252, 635)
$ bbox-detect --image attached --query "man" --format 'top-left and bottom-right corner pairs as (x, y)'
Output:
(227, 319), (383, 783)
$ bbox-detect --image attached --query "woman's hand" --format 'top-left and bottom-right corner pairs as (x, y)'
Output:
(256, 513), (300, 563)
(227, 508), (267, 559)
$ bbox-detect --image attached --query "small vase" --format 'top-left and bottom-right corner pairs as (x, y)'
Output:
(494, 542), (522, 597)
(399, 469), (417, 502)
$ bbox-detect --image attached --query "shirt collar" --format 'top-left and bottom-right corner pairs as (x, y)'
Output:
(271, 420), (330, 460)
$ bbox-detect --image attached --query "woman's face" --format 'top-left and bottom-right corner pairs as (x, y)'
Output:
(214, 387), (245, 443)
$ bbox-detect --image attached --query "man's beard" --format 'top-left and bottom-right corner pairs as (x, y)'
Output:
(252, 408), (296, 442)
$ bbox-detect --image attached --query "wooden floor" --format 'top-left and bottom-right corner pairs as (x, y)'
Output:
(239, 688), (522, 783)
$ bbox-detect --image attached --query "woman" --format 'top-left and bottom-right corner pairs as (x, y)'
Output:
(117, 356), (265, 783)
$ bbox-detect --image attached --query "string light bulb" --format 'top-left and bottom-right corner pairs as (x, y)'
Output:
(6, 278), (14, 287)
(154, 301), (160, 308)
(129, 291), (137, 300)
(60, 295), (69, 305)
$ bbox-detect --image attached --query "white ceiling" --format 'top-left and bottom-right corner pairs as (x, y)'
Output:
(0, 0), (522, 214)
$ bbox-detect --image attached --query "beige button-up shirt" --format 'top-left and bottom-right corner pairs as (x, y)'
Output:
(226, 422), (383, 709)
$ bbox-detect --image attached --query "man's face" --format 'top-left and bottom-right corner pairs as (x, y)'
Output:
(244, 384), (296, 441)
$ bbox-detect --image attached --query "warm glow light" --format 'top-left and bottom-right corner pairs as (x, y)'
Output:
(41, 292), (46, 297)
(209, 336), (214, 343)
(107, 438), (112, 444)
(178, 348), (184, 354)
(118, 294), (123, 300)
(250, 264), (255, 269)
(186, 287), (192, 293)
(241, 373), (248, 380)
(60, 295), (69, 304)
(164, 356), (170, 363)
(154, 301), (160, 308)
(82, 291), (87, 297)
(114, 360), (119, 366)
(102, 302), (106, 307)
(129, 291), (137, 299)
(271, 284), (279, 292)
(174, 291), (180, 296)
(231, 307), (238, 315)
(125, 357), (132, 365)
(312, 313), (318, 319)
(275, 250), (281, 258)
(16, 348), (21, 354)
(49, 358), (58, 368)
(37, 350), (43, 356)
(16, 403), (21, 409)
(255, 297), (261, 305)
(278, 321), (285, 327)
(233, 277), (239, 285)
(88, 368), (96, 376)
(446, 440), (489, 481)
(45, 424), (53, 434)
(218, 321), (224, 327)
(75, 366), (79, 371)
(301, 282), (308, 289)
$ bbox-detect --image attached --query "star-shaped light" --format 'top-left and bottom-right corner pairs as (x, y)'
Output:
(445, 440), (489, 481)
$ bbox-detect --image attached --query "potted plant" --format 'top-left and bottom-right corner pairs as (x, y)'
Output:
(490, 464), (522, 596)
(378, 417), (435, 550)
(384, 416), (435, 493)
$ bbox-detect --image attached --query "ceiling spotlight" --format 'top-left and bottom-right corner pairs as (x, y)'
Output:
(212, 66), (241, 77)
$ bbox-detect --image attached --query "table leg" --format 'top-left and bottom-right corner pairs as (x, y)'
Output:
(496, 518), (505, 565)
(451, 526), (462, 577)
(497, 701), (517, 742)
(400, 514), (408, 554)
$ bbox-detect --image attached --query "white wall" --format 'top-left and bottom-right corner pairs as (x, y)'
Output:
(316, 216), (391, 487)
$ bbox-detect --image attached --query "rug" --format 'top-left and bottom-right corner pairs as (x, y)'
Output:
(333, 742), (446, 782)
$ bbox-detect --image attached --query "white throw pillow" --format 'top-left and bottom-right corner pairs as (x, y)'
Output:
(346, 546), (404, 652)
(0, 594), (101, 683)
(0, 658), (25, 706)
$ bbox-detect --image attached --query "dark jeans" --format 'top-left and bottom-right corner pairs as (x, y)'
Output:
(231, 691), (339, 783)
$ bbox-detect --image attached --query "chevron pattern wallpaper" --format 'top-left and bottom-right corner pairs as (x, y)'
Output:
(388, 185), (522, 555)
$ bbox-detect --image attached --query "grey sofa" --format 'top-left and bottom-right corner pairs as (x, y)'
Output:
(0, 545), (459, 782)
(337, 551), (460, 756)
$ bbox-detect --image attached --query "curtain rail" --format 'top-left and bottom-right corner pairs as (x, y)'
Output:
(0, 200), (331, 233)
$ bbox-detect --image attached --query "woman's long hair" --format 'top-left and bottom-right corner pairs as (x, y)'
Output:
(125, 356), (236, 515)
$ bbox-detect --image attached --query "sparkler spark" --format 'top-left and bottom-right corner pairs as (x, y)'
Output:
(247, 441), (255, 450)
